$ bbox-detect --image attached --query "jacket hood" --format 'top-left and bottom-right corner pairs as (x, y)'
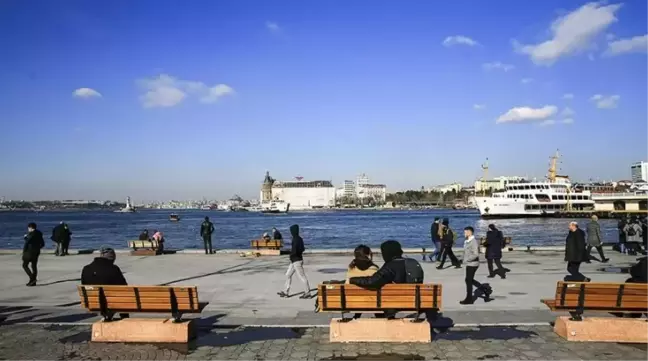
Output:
(442, 218), (449, 226)
(380, 240), (403, 262)
(289, 224), (300, 237)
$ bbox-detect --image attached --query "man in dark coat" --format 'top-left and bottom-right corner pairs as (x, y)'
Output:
(51, 222), (72, 256)
(81, 247), (129, 319)
(586, 215), (608, 262)
(485, 224), (508, 279)
(426, 217), (441, 262)
(350, 240), (423, 288)
(23, 222), (45, 286)
(277, 224), (311, 299)
(272, 227), (283, 240)
(436, 218), (461, 269)
(200, 217), (215, 254)
(564, 221), (590, 282)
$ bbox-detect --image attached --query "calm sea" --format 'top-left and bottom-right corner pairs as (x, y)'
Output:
(0, 209), (620, 250)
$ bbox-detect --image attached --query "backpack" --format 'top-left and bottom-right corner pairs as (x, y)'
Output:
(627, 226), (637, 237)
(396, 258), (424, 283)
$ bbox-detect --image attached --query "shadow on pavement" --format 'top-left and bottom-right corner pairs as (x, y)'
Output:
(434, 326), (538, 341)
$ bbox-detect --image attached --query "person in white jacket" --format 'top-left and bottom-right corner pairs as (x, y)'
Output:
(460, 226), (492, 305)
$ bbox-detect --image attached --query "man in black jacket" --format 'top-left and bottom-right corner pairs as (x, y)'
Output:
(485, 224), (508, 278)
(350, 240), (422, 288)
(81, 247), (129, 319)
(200, 217), (215, 254)
(426, 217), (441, 262)
(278, 224), (311, 299)
(272, 227), (283, 240)
(564, 221), (590, 282)
(437, 218), (461, 269)
(51, 222), (72, 256)
(23, 222), (45, 286)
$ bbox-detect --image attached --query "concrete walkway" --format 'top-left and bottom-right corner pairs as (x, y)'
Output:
(0, 249), (640, 326)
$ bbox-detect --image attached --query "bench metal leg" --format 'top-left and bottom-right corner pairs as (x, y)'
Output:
(569, 311), (583, 321)
(337, 312), (353, 323)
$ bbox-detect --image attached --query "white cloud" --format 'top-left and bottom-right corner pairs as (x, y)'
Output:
(200, 84), (235, 103)
(561, 107), (575, 117)
(604, 34), (648, 56)
(266, 21), (280, 33)
(590, 94), (620, 109)
(496, 105), (558, 124)
(521, 78), (534, 84)
(539, 119), (556, 127)
(513, 2), (622, 65)
(562, 118), (574, 124)
(138, 74), (234, 108)
(563, 93), (574, 99)
(606, 33), (616, 41)
(482, 62), (515, 72)
(72, 87), (102, 99)
(442, 35), (479, 47)
(473, 104), (486, 110)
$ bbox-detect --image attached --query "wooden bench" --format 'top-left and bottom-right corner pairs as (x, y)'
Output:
(250, 239), (284, 255)
(77, 285), (204, 343)
(317, 283), (442, 343)
(128, 240), (160, 256)
(541, 281), (648, 343)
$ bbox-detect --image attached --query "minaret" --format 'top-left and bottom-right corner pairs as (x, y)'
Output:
(261, 171), (275, 201)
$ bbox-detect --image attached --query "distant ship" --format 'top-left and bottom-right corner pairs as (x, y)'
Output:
(261, 200), (290, 214)
(114, 197), (136, 213)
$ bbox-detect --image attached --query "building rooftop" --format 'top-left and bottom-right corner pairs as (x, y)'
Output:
(272, 180), (334, 188)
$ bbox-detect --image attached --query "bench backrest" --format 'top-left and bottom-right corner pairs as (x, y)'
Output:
(317, 284), (442, 312)
(77, 285), (200, 313)
(250, 239), (283, 248)
(551, 281), (648, 311)
(128, 240), (159, 249)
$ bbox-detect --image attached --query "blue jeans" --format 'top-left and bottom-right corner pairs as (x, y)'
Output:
(425, 241), (440, 261)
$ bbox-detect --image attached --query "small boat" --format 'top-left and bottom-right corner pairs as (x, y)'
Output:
(169, 213), (180, 222)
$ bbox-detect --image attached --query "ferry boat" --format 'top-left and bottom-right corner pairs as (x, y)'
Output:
(475, 152), (595, 218)
(261, 200), (290, 214)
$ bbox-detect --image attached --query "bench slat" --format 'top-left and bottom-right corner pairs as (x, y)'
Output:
(543, 281), (648, 314)
(78, 285), (201, 314)
(317, 284), (442, 312)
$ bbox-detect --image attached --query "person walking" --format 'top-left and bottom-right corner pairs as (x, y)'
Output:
(485, 224), (508, 278)
(565, 221), (590, 282)
(278, 224), (312, 299)
(460, 226), (492, 305)
(200, 216), (215, 254)
(624, 217), (644, 255)
(426, 217), (441, 262)
(586, 215), (609, 262)
(23, 222), (45, 286)
(437, 218), (461, 269)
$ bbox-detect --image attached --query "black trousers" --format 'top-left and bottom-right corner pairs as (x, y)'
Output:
(587, 246), (606, 260)
(566, 261), (586, 281)
(158, 242), (164, 254)
(203, 236), (213, 254)
(487, 258), (505, 276)
(438, 245), (459, 267)
(62, 240), (70, 255)
(465, 266), (483, 300)
(22, 256), (39, 282)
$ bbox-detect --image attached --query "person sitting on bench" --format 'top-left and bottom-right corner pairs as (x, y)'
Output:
(81, 247), (129, 319)
(349, 240), (424, 319)
(345, 244), (379, 319)
(138, 229), (149, 241)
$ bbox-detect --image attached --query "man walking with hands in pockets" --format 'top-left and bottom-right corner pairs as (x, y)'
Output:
(278, 224), (312, 299)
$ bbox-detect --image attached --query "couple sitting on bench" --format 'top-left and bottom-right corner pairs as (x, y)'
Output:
(321, 240), (424, 319)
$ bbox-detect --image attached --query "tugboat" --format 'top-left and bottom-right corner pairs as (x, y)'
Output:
(169, 213), (180, 222)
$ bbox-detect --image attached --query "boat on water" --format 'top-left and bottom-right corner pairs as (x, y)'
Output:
(261, 200), (290, 214)
(475, 151), (595, 218)
(169, 213), (180, 222)
(114, 197), (136, 213)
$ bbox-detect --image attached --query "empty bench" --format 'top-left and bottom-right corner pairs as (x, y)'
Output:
(541, 281), (648, 343)
(128, 240), (160, 256)
(78, 285), (204, 343)
(317, 283), (442, 343)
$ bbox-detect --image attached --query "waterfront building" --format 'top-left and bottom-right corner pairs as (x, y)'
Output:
(474, 176), (526, 192)
(631, 161), (648, 182)
(356, 173), (369, 188)
(260, 171), (275, 202)
(357, 184), (387, 203)
(269, 177), (336, 210)
(343, 180), (356, 197)
(429, 182), (463, 193)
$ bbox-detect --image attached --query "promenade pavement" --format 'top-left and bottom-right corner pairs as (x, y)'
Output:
(0, 248), (640, 326)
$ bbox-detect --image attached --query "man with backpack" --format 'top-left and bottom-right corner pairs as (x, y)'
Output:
(349, 240), (423, 318)
(624, 217), (644, 255)
(436, 218), (461, 269)
(200, 217), (215, 254)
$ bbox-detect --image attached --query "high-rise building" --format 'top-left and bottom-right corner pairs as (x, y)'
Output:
(343, 180), (355, 197)
(356, 173), (369, 188)
(631, 161), (648, 182)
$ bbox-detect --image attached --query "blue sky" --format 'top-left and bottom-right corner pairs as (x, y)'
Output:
(0, 0), (646, 201)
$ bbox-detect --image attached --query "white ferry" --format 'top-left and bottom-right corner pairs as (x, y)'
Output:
(475, 152), (595, 218)
(261, 200), (290, 214)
